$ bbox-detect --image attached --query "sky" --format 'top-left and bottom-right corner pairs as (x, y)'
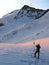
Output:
(0, 0), (49, 18)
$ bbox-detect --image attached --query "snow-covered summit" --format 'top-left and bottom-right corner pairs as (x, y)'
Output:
(14, 5), (45, 19)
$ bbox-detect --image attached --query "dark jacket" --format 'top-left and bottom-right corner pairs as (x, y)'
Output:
(36, 44), (41, 52)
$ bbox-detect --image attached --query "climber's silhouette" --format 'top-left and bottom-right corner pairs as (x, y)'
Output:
(34, 44), (41, 59)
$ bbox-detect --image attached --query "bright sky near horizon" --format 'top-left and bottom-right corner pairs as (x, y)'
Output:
(0, 0), (49, 18)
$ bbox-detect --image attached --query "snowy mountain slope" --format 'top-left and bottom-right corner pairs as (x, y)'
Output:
(0, 38), (49, 65)
(0, 5), (49, 43)
(0, 10), (20, 24)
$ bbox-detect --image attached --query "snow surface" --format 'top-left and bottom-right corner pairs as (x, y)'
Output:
(0, 38), (49, 65)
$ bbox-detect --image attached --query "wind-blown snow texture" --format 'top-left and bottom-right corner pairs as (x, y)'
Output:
(0, 5), (49, 43)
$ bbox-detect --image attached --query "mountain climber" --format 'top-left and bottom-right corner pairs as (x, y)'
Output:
(34, 44), (41, 59)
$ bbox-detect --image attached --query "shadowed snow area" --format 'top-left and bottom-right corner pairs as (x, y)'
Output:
(0, 38), (49, 65)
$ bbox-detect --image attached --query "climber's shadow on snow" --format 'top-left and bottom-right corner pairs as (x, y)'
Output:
(20, 59), (34, 65)
(20, 58), (49, 65)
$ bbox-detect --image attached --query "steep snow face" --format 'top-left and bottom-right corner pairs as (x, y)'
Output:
(35, 11), (49, 28)
(33, 11), (49, 39)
